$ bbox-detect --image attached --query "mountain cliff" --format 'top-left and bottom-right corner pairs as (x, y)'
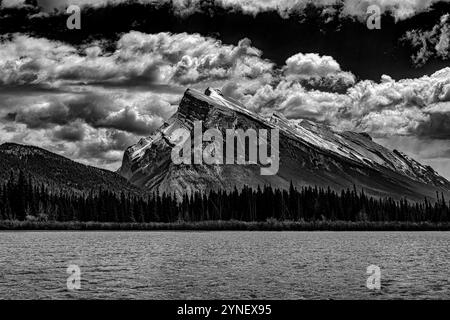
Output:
(119, 88), (450, 201)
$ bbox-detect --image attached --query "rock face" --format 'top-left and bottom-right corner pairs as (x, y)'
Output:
(119, 88), (450, 201)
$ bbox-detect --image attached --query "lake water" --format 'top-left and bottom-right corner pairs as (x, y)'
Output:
(0, 231), (449, 299)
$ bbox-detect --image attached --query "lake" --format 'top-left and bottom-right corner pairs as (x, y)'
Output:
(0, 231), (449, 299)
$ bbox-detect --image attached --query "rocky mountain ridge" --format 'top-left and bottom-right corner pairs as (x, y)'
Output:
(118, 88), (450, 201)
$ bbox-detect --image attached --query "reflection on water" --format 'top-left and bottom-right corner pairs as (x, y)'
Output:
(0, 231), (449, 299)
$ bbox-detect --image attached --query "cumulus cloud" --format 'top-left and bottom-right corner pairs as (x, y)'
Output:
(285, 53), (343, 77)
(226, 66), (450, 140)
(283, 53), (355, 91)
(0, 32), (273, 89)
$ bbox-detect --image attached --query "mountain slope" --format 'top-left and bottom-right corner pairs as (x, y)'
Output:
(119, 88), (450, 201)
(0, 143), (141, 195)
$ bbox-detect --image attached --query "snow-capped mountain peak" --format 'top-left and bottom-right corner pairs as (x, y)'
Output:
(119, 88), (450, 201)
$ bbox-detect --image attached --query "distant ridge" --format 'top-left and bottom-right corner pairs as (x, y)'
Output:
(0, 142), (142, 195)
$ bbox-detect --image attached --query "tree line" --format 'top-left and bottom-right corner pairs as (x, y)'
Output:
(1, 170), (449, 223)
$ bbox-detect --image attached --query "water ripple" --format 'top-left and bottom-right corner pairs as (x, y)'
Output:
(0, 231), (449, 299)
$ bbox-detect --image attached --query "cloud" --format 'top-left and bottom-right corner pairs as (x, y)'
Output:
(0, 32), (274, 89)
(172, 37), (272, 84)
(52, 120), (85, 141)
(1, 30), (449, 139)
(5, 0), (450, 21)
(146, 0), (450, 21)
(339, 0), (443, 21)
(0, 119), (141, 169)
(74, 128), (138, 165)
(1, 29), (450, 174)
(49, 127), (140, 169)
(285, 53), (343, 77)
(98, 106), (162, 135)
(418, 101), (450, 139)
(3, 92), (172, 135)
(0, 34), (75, 86)
(402, 14), (450, 67)
(226, 66), (450, 140)
(220, 62), (450, 177)
(283, 53), (355, 91)
(0, 30), (272, 167)
(0, 82), (179, 170)
(0, 31), (275, 169)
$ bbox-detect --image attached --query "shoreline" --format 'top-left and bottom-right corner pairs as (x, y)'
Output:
(1, 220), (450, 231)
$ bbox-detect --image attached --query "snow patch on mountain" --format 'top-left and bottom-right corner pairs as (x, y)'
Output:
(118, 87), (450, 200)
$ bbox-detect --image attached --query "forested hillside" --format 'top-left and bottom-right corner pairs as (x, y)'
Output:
(1, 170), (449, 223)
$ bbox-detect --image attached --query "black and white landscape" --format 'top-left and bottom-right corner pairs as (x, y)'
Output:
(0, 0), (450, 301)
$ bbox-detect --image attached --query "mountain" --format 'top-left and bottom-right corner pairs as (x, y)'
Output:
(0, 143), (141, 195)
(119, 88), (450, 202)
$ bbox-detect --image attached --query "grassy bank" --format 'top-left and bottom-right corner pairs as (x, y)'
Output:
(1, 220), (450, 231)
